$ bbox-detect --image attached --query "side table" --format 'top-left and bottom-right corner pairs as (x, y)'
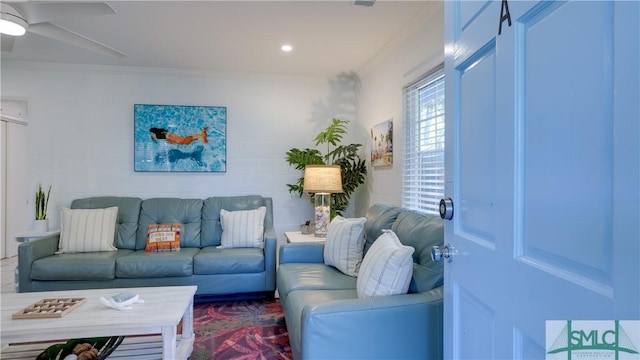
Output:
(284, 231), (325, 243)
(15, 230), (60, 243)
(13, 230), (60, 292)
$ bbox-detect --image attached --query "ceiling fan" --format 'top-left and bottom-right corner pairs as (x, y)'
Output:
(0, 1), (125, 58)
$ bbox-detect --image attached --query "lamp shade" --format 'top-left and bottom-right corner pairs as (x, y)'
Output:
(303, 165), (343, 193)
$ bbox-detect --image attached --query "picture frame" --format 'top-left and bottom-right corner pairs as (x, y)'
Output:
(134, 104), (226, 172)
(371, 119), (393, 167)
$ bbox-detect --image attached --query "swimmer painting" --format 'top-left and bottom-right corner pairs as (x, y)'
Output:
(149, 127), (208, 145)
(134, 104), (227, 172)
(155, 145), (205, 166)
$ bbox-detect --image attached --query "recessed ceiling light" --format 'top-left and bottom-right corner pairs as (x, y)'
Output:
(281, 44), (293, 52)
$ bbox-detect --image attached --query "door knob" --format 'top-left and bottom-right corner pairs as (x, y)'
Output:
(431, 244), (454, 263)
(439, 198), (454, 220)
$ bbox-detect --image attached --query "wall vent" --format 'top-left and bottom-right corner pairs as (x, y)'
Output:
(353, 0), (375, 7)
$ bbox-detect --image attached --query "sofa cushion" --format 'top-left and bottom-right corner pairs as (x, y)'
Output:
(193, 247), (264, 274)
(323, 216), (367, 277)
(409, 263), (444, 293)
(136, 198), (203, 250)
(71, 197), (142, 250)
(283, 289), (357, 358)
(390, 211), (444, 266)
(31, 249), (133, 281)
(201, 196), (274, 247)
(365, 205), (445, 294)
(145, 223), (181, 252)
(58, 207), (118, 253)
(363, 204), (402, 254)
(219, 206), (266, 248)
(391, 212), (445, 292)
(115, 248), (199, 278)
(276, 263), (357, 303)
(357, 230), (415, 298)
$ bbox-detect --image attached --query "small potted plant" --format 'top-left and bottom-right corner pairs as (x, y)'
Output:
(34, 184), (51, 232)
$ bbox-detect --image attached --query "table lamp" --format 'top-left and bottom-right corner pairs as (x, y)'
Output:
(303, 165), (343, 237)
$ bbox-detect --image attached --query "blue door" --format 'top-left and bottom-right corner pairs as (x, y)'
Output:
(444, 1), (639, 358)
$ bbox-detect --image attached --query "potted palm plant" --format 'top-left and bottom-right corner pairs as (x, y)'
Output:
(34, 184), (51, 232)
(285, 118), (367, 219)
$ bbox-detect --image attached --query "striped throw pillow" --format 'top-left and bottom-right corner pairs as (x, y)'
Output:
(323, 216), (367, 277)
(219, 206), (266, 248)
(58, 207), (118, 253)
(357, 229), (415, 298)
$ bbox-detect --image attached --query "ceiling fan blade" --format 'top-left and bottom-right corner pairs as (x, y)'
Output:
(11, 2), (116, 24)
(28, 22), (125, 58)
(1, 35), (16, 52)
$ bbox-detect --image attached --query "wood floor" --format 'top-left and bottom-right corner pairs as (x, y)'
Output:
(1, 256), (17, 295)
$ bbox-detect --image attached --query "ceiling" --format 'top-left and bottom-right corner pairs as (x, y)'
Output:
(0, 1), (436, 77)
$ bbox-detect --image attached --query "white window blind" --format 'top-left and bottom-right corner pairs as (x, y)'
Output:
(402, 66), (445, 215)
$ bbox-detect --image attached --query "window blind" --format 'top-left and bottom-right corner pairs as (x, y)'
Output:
(402, 66), (445, 215)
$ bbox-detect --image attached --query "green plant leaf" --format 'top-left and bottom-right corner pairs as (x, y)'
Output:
(285, 148), (323, 170)
(314, 118), (348, 149)
(285, 118), (367, 218)
(98, 336), (126, 360)
(35, 184), (51, 220)
(36, 337), (122, 360)
(36, 344), (64, 360)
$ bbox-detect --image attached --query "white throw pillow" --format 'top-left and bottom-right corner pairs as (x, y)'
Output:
(357, 229), (415, 298)
(58, 207), (118, 253)
(219, 206), (266, 248)
(323, 216), (367, 277)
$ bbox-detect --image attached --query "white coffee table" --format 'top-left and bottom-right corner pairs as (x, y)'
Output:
(1, 286), (197, 360)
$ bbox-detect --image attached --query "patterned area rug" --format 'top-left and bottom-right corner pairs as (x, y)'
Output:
(189, 299), (292, 360)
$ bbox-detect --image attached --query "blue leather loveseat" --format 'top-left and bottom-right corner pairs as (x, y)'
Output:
(18, 195), (277, 297)
(277, 204), (444, 359)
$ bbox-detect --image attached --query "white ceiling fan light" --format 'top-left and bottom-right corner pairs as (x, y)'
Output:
(0, 3), (27, 36)
(1, 1), (125, 57)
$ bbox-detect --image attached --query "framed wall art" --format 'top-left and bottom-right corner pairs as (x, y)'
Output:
(134, 104), (226, 172)
(371, 119), (393, 167)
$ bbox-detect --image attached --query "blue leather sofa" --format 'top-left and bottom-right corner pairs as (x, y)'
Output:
(277, 204), (444, 360)
(18, 195), (277, 297)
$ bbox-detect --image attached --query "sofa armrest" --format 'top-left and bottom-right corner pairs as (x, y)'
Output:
(301, 286), (444, 359)
(278, 243), (324, 264)
(264, 228), (277, 291)
(18, 234), (60, 292)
